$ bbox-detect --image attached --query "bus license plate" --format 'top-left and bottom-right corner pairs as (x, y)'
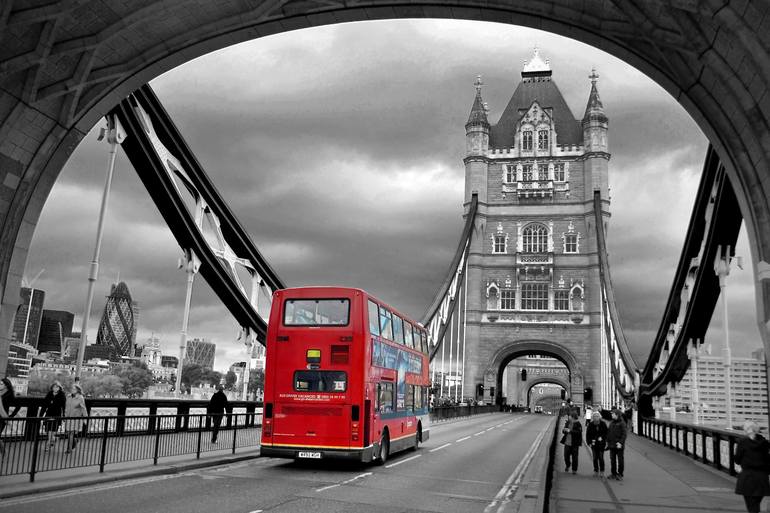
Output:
(298, 451), (321, 459)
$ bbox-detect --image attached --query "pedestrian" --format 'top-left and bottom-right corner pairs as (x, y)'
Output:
(0, 377), (17, 456)
(560, 412), (582, 474)
(584, 404), (593, 427)
(734, 420), (770, 513)
(586, 411), (608, 478)
(64, 383), (87, 454)
(607, 408), (627, 480)
(40, 381), (66, 450)
(208, 384), (228, 443)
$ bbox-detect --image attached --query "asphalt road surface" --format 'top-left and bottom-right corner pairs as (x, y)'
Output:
(0, 413), (554, 513)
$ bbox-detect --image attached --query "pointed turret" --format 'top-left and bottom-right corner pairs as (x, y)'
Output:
(465, 75), (489, 206)
(582, 68), (610, 200)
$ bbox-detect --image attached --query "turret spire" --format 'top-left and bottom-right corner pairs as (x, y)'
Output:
(583, 67), (607, 123)
(467, 74), (489, 126)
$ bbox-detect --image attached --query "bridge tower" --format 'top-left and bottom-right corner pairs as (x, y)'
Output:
(462, 48), (612, 408)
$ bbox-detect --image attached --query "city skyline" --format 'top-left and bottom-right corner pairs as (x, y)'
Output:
(23, 19), (762, 372)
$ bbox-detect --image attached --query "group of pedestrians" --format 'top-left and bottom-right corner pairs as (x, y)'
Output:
(38, 381), (87, 453)
(560, 406), (627, 480)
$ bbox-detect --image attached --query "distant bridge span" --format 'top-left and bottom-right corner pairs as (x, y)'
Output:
(1, 1), (770, 375)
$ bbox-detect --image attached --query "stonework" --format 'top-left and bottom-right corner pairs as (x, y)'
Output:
(463, 52), (609, 406)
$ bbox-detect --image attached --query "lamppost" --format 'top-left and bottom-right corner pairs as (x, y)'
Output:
(175, 248), (200, 397)
(714, 244), (743, 430)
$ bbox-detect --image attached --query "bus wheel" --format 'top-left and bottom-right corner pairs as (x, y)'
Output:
(377, 433), (390, 465)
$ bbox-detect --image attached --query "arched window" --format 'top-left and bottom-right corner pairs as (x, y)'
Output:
(522, 223), (548, 253)
(570, 285), (584, 311)
(522, 131), (533, 151)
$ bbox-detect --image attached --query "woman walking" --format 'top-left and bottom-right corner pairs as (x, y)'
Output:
(0, 378), (16, 456)
(607, 408), (627, 480)
(735, 420), (770, 513)
(40, 381), (66, 450)
(586, 411), (608, 478)
(64, 384), (87, 454)
(561, 412), (583, 474)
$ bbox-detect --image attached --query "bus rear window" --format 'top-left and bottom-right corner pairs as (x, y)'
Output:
(284, 299), (350, 326)
(294, 371), (347, 392)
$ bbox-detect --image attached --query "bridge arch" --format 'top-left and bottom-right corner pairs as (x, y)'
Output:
(2, 2), (770, 370)
(523, 377), (569, 409)
(487, 339), (583, 406)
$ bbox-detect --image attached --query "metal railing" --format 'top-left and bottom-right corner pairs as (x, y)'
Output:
(639, 417), (741, 476)
(0, 413), (260, 482)
(430, 404), (499, 422)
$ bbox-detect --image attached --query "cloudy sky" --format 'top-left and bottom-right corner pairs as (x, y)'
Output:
(25, 19), (761, 372)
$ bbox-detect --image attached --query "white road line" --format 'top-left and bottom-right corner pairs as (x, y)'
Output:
(429, 442), (452, 452)
(473, 431), (485, 436)
(248, 510), (263, 513)
(385, 454), (422, 468)
(315, 472), (372, 492)
(485, 427), (495, 432)
(484, 426), (548, 513)
(455, 436), (471, 442)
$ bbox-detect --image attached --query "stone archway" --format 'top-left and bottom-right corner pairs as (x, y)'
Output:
(523, 377), (569, 408)
(486, 339), (583, 406)
(2, 2), (770, 371)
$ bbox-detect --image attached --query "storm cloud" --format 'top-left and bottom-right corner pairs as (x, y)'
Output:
(26, 20), (762, 370)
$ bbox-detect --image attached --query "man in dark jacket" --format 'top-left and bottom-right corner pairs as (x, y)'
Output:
(607, 409), (627, 480)
(735, 420), (770, 513)
(208, 385), (228, 443)
(562, 412), (583, 474)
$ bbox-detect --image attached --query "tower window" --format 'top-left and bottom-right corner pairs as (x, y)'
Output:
(564, 234), (578, 253)
(522, 223), (548, 253)
(537, 164), (548, 181)
(522, 164), (534, 181)
(493, 234), (506, 254)
(505, 165), (515, 183)
(521, 283), (548, 310)
(522, 131), (533, 151)
(500, 289), (515, 310)
(538, 130), (549, 150)
(554, 290), (569, 310)
(554, 163), (566, 182)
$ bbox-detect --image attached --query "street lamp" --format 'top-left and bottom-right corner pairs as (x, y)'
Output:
(714, 244), (743, 430)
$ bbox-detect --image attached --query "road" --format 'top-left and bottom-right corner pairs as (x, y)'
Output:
(0, 413), (554, 513)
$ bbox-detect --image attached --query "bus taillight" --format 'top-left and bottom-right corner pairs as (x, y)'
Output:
(263, 419), (272, 437)
(351, 405), (360, 441)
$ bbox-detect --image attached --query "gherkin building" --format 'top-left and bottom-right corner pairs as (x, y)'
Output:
(95, 282), (138, 360)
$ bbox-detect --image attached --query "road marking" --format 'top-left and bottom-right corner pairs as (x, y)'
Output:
(385, 454), (421, 468)
(456, 436), (471, 442)
(484, 425), (548, 513)
(473, 431), (485, 436)
(248, 510), (263, 513)
(429, 442), (452, 452)
(315, 472), (372, 492)
(485, 427), (495, 432)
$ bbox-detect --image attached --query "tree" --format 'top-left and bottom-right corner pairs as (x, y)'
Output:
(224, 371), (238, 391)
(81, 374), (124, 398)
(248, 369), (264, 395)
(27, 371), (74, 396)
(115, 361), (154, 398)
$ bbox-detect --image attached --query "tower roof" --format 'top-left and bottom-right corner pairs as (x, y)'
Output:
(109, 281), (133, 301)
(583, 68), (608, 124)
(466, 75), (489, 126)
(521, 46), (552, 76)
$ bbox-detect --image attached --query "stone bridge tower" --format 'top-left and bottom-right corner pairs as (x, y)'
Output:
(463, 48), (610, 408)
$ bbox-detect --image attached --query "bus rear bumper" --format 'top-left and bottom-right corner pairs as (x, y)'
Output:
(260, 444), (377, 463)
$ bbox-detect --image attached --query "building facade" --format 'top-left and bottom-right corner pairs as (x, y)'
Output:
(95, 282), (139, 360)
(462, 49), (610, 406)
(11, 287), (45, 349)
(185, 338), (215, 369)
(38, 309), (75, 354)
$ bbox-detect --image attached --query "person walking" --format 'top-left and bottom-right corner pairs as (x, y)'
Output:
(584, 405), (594, 427)
(734, 420), (770, 513)
(0, 378), (17, 456)
(208, 384), (228, 443)
(586, 411), (608, 478)
(607, 408), (627, 480)
(561, 412), (583, 474)
(64, 384), (87, 454)
(40, 381), (66, 450)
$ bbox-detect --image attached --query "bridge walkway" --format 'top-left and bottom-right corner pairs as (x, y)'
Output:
(553, 429), (747, 513)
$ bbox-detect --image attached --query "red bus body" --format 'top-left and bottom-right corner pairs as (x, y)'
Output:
(260, 287), (431, 463)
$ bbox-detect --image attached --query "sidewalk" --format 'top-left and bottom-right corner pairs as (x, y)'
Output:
(552, 431), (749, 512)
(0, 446), (260, 499)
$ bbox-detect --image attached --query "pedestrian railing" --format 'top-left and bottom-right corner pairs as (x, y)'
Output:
(0, 413), (260, 482)
(639, 417), (740, 476)
(430, 404), (499, 422)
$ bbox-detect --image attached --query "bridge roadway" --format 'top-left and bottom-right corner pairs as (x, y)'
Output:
(0, 413), (551, 513)
(0, 412), (754, 513)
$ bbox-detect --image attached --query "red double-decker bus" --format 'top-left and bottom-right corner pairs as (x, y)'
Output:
(260, 287), (431, 463)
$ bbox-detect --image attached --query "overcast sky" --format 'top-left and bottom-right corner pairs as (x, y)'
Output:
(26, 19), (762, 372)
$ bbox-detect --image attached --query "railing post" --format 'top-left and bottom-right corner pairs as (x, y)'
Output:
(713, 434), (721, 469)
(153, 415), (161, 465)
(148, 404), (157, 435)
(99, 417), (109, 473)
(701, 430), (707, 462)
(729, 436), (737, 476)
(196, 414), (203, 459)
(683, 428), (688, 456)
(28, 418), (40, 483)
(116, 404), (127, 436)
(232, 413), (238, 455)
